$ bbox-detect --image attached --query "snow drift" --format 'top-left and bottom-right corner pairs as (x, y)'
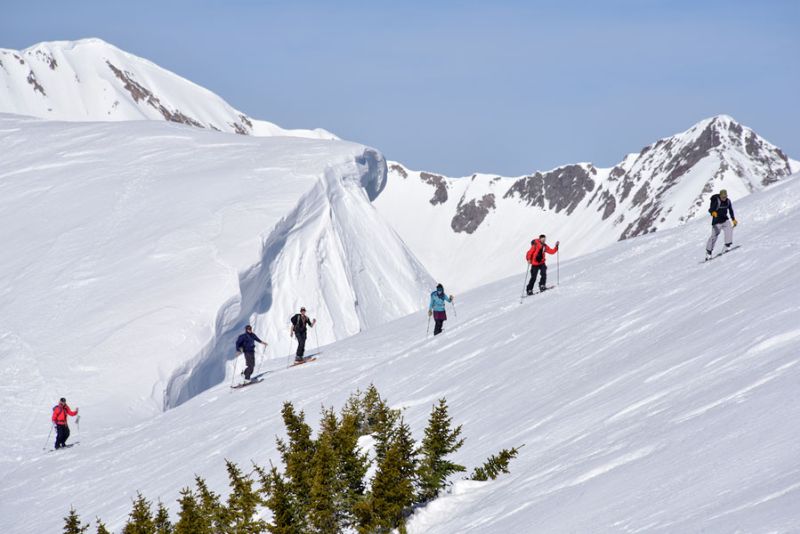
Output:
(0, 113), (432, 467)
(3, 166), (798, 532)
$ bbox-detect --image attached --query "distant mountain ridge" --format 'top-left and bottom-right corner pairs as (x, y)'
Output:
(0, 38), (335, 139)
(375, 115), (798, 291)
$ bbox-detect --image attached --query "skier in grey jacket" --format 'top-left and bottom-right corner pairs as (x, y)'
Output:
(706, 189), (738, 260)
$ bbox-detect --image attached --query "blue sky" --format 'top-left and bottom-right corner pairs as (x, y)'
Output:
(2, 0), (798, 176)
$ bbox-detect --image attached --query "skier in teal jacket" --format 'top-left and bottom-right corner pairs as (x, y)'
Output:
(428, 283), (454, 336)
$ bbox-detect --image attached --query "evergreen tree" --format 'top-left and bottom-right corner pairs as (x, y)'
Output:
(174, 487), (212, 534)
(224, 459), (267, 533)
(153, 500), (173, 534)
(358, 419), (417, 532)
(95, 518), (112, 534)
(416, 399), (465, 503)
(195, 476), (230, 532)
(261, 464), (301, 534)
(334, 409), (370, 526)
(340, 388), (366, 434)
(63, 507), (89, 534)
(470, 445), (522, 481)
(309, 426), (339, 533)
(275, 402), (315, 527)
(122, 492), (155, 534)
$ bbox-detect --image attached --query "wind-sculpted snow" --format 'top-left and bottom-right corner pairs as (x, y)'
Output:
(377, 115), (797, 292)
(0, 114), (431, 465)
(2, 171), (798, 533)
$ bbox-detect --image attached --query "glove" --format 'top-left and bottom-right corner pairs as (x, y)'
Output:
(556, 240), (560, 248)
(428, 310), (433, 317)
(732, 219), (738, 227)
(450, 295), (455, 302)
(711, 211), (718, 218)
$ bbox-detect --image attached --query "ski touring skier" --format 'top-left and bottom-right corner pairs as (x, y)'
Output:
(51, 397), (78, 449)
(705, 189), (738, 260)
(525, 235), (559, 295)
(235, 325), (267, 382)
(428, 283), (454, 336)
(290, 307), (316, 363)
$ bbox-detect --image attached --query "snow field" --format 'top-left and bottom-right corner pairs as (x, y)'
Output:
(2, 172), (798, 532)
(0, 114), (431, 473)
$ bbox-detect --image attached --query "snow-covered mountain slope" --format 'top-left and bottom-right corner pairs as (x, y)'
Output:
(376, 116), (797, 291)
(0, 113), (431, 465)
(4, 172), (798, 533)
(0, 38), (335, 139)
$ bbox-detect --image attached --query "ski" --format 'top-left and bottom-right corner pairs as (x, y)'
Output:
(702, 245), (742, 263)
(290, 356), (317, 368)
(231, 378), (264, 389)
(48, 442), (80, 453)
(522, 285), (556, 299)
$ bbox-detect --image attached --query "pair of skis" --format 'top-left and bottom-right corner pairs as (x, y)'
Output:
(702, 244), (742, 263)
(230, 352), (321, 389)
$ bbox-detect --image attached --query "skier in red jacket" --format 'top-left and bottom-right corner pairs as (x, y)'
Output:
(525, 234), (559, 295)
(52, 397), (78, 449)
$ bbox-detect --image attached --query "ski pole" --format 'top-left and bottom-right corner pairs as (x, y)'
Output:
(314, 321), (320, 354)
(426, 313), (431, 337)
(451, 300), (457, 319)
(42, 425), (53, 451)
(256, 344), (266, 377)
(557, 247), (560, 286)
(230, 353), (240, 388)
(520, 265), (529, 301)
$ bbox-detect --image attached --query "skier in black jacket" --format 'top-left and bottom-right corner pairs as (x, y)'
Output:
(290, 307), (316, 363)
(705, 189), (738, 260)
(235, 325), (267, 381)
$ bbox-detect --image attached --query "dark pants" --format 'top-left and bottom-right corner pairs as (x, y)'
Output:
(526, 264), (547, 293)
(55, 425), (70, 449)
(433, 310), (447, 336)
(243, 351), (255, 379)
(295, 332), (307, 359)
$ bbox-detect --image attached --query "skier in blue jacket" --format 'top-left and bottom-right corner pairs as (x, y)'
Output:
(428, 283), (455, 336)
(235, 325), (267, 381)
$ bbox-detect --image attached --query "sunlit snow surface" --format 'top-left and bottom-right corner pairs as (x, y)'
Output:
(0, 113), (431, 470)
(2, 155), (797, 532)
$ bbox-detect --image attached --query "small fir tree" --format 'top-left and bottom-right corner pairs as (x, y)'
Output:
(95, 518), (112, 534)
(359, 419), (417, 532)
(416, 399), (465, 503)
(63, 507), (89, 534)
(276, 401), (315, 525)
(334, 409), (370, 526)
(309, 428), (340, 533)
(122, 492), (155, 534)
(153, 500), (173, 534)
(261, 464), (302, 534)
(194, 476), (230, 532)
(224, 459), (267, 533)
(470, 445), (522, 481)
(174, 487), (212, 534)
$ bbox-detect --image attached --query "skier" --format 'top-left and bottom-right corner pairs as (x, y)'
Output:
(290, 307), (316, 363)
(235, 325), (267, 382)
(706, 189), (738, 260)
(525, 235), (559, 295)
(428, 283), (454, 336)
(51, 397), (78, 449)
